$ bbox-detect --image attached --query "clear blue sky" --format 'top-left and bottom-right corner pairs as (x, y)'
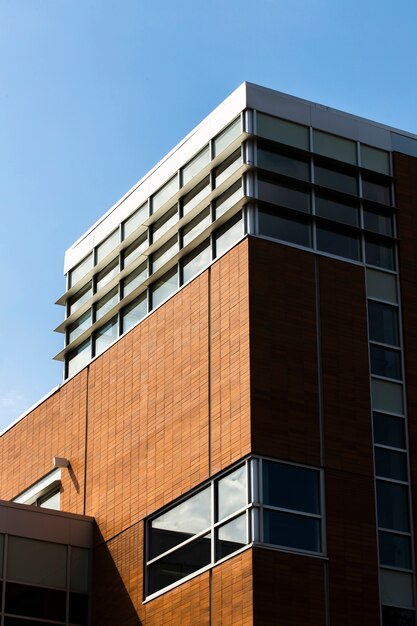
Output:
(1, 0), (416, 431)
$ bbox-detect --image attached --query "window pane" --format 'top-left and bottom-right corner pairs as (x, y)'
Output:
(215, 148), (242, 187)
(150, 487), (211, 560)
(123, 203), (148, 238)
(258, 148), (309, 181)
(258, 208), (310, 247)
(315, 165), (357, 195)
(69, 253), (93, 287)
(39, 488), (60, 510)
(364, 208), (393, 236)
(214, 180), (242, 219)
(182, 176), (211, 216)
(96, 258), (119, 292)
(182, 145), (210, 185)
(151, 266), (178, 308)
(263, 510), (321, 552)
(316, 226), (360, 261)
(69, 591), (89, 625)
(152, 206), (178, 241)
(368, 301), (399, 346)
(122, 292), (147, 333)
(182, 207), (211, 246)
(362, 178), (391, 204)
(214, 117), (241, 156)
(361, 145), (390, 175)
(371, 379), (404, 414)
(96, 229), (119, 263)
(69, 283), (93, 315)
(217, 514), (247, 560)
(258, 178), (310, 212)
(375, 448), (407, 481)
(370, 345), (402, 380)
(377, 481), (409, 532)
(67, 339), (91, 378)
(218, 465), (247, 521)
(123, 233), (147, 267)
(148, 534), (211, 595)
(263, 460), (320, 514)
(5, 582), (66, 621)
(94, 317), (118, 356)
(373, 413), (405, 449)
(70, 547), (89, 593)
(379, 531), (412, 569)
(257, 113), (309, 150)
(380, 569), (414, 609)
(315, 194), (358, 226)
(123, 262), (147, 298)
(152, 236), (179, 272)
(68, 310), (91, 343)
(8, 537), (67, 588)
(382, 606), (415, 626)
(214, 212), (243, 257)
(366, 269), (397, 303)
(313, 130), (357, 164)
(182, 240), (211, 284)
(95, 287), (118, 322)
(365, 239), (395, 270)
(152, 176), (178, 213)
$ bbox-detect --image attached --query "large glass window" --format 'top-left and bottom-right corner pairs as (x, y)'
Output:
(95, 287), (118, 322)
(123, 203), (148, 238)
(256, 113), (309, 150)
(214, 180), (242, 219)
(365, 238), (395, 270)
(94, 317), (118, 356)
(151, 176), (178, 213)
(314, 164), (357, 195)
(151, 236), (179, 272)
(258, 177), (310, 212)
(379, 531), (411, 569)
(182, 240), (211, 284)
(371, 379), (404, 415)
(123, 232), (147, 268)
(151, 266), (178, 309)
(370, 345), (402, 380)
(182, 207), (211, 247)
(122, 293), (147, 333)
(362, 177), (391, 205)
(69, 253), (93, 288)
(361, 145), (390, 175)
(373, 413), (405, 449)
(182, 176), (211, 216)
(366, 269), (397, 304)
(68, 310), (91, 343)
(313, 130), (357, 165)
(69, 283), (92, 316)
(214, 117), (241, 156)
(67, 339), (91, 378)
(258, 147), (310, 181)
(122, 262), (147, 298)
(316, 225), (360, 261)
(215, 148), (242, 187)
(182, 145), (210, 186)
(258, 207), (311, 247)
(315, 194), (358, 226)
(377, 480), (410, 532)
(151, 206), (178, 241)
(95, 258), (119, 292)
(368, 301), (399, 346)
(214, 212), (243, 258)
(96, 229), (119, 264)
(364, 207), (393, 236)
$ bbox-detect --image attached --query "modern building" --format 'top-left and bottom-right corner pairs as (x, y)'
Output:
(1, 82), (417, 625)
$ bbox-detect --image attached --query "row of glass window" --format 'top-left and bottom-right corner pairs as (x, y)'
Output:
(66, 212), (244, 377)
(145, 456), (322, 598)
(68, 118), (242, 289)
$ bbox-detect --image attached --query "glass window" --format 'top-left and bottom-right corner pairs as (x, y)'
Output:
(214, 180), (242, 219)
(182, 146), (210, 185)
(316, 226), (360, 261)
(313, 130), (357, 165)
(70, 547), (89, 594)
(377, 480), (409, 532)
(315, 194), (358, 226)
(375, 448), (407, 481)
(214, 212), (243, 258)
(258, 208), (311, 247)
(380, 569), (414, 609)
(218, 465), (247, 521)
(152, 236), (179, 272)
(215, 148), (242, 187)
(258, 147), (310, 181)
(96, 229), (119, 264)
(122, 292), (147, 333)
(123, 203), (148, 239)
(382, 606), (415, 626)
(69, 591), (89, 625)
(368, 301), (399, 346)
(314, 164), (357, 195)
(361, 145), (390, 175)
(257, 113), (309, 150)
(67, 339), (91, 378)
(38, 488), (60, 511)
(373, 413), (405, 449)
(68, 310), (91, 343)
(123, 232), (147, 268)
(69, 282), (93, 315)
(263, 509), (321, 552)
(95, 258), (119, 292)
(151, 266), (178, 308)
(95, 287), (118, 322)
(7, 537), (67, 588)
(366, 269), (397, 304)
(217, 514), (246, 560)
(123, 262), (147, 298)
(94, 317), (118, 356)
(182, 176), (211, 216)
(370, 345), (402, 380)
(69, 253), (93, 288)
(152, 176), (178, 213)
(263, 461), (320, 514)
(214, 117), (241, 156)
(371, 379), (404, 415)
(182, 207), (211, 246)
(152, 206), (178, 241)
(365, 238), (395, 270)
(182, 240), (211, 284)
(5, 582), (66, 621)
(379, 531), (411, 569)
(258, 178), (310, 212)
(362, 177), (391, 205)
(364, 207), (393, 236)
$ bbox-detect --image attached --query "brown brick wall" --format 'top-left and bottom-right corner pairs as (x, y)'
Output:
(211, 550), (253, 626)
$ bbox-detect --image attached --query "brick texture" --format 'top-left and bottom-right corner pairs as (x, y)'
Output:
(211, 550), (253, 626)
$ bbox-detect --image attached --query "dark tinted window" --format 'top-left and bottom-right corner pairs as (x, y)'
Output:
(364, 207), (393, 236)
(316, 226), (360, 261)
(263, 461), (320, 514)
(258, 148), (310, 181)
(315, 165), (357, 195)
(373, 413), (405, 448)
(368, 301), (399, 347)
(5, 583), (66, 621)
(263, 510), (321, 552)
(370, 345), (402, 380)
(258, 208), (311, 247)
(377, 481), (409, 532)
(362, 178), (391, 204)
(258, 178), (310, 212)
(382, 606), (415, 626)
(365, 239), (395, 270)
(315, 194), (358, 226)
(379, 531), (411, 569)
(375, 448), (407, 481)
(69, 592), (89, 625)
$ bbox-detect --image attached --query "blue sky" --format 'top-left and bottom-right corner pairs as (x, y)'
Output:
(1, 0), (416, 431)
